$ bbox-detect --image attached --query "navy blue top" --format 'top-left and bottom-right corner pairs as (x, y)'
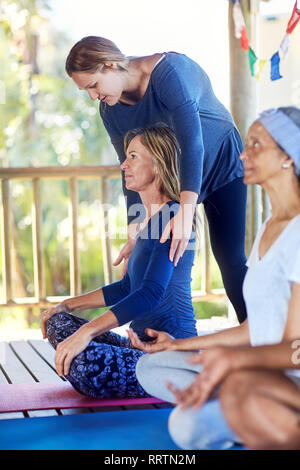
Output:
(102, 201), (197, 340)
(100, 52), (244, 224)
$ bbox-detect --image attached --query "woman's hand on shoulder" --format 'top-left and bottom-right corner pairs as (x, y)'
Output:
(160, 192), (198, 267)
(127, 328), (175, 353)
(41, 302), (71, 339)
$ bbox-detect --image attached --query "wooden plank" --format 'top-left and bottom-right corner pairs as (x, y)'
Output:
(0, 342), (34, 384)
(0, 165), (120, 180)
(0, 290), (227, 309)
(28, 340), (93, 416)
(27, 409), (59, 418)
(0, 366), (9, 384)
(0, 341), (58, 417)
(28, 339), (58, 371)
(0, 411), (25, 420)
(0, 366), (25, 419)
(10, 341), (62, 384)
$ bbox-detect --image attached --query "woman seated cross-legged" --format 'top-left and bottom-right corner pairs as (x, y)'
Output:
(219, 340), (300, 450)
(41, 124), (198, 399)
(132, 106), (300, 449)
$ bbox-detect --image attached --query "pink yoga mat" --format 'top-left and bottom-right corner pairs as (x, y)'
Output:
(0, 382), (165, 413)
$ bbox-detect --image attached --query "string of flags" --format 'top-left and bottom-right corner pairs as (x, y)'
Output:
(230, 0), (300, 81)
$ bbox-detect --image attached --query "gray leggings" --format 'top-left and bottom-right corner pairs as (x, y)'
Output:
(136, 350), (241, 450)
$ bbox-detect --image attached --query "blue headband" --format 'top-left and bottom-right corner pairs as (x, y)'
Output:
(256, 108), (300, 176)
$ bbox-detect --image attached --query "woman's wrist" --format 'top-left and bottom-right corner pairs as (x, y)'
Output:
(169, 337), (195, 351)
(62, 297), (77, 313)
(78, 322), (95, 342)
(229, 346), (256, 372)
(168, 339), (179, 350)
(79, 310), (119, 342)
(179, 191), (198, 213)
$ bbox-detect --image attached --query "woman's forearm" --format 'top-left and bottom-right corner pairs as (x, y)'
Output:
(180, 191), (198, 214)
(171, 319), (250, 351)
(63, 288), (106, 312)
(234, 340), (300, 372)
(81, 310), (119, 340)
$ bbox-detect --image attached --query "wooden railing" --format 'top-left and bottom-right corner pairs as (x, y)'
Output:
(0, 165), (120, 309)
(0, 165), (267, 311)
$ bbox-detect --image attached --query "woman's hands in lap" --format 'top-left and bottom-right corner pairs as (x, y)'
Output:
(166, 346), (239, 410)
(54, 325), (92, 376)
(127, 327), (175, 353)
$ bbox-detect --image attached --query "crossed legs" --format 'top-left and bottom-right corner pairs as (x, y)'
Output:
(219, 369), (300, 450)
(136, 350), (240, 449)
(46, 312), (149, 399)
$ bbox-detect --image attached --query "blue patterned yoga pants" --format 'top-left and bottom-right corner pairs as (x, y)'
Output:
(46, 312), (149, 399)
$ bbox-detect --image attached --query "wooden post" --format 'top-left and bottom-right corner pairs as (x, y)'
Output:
(228, 0), (259, 140)
(1, 180), (12, 303)
(228, 0), (260, 255)
(69, 178), (81, 296)
(99, 177), (113, 285)
(32, 178), (45, 301)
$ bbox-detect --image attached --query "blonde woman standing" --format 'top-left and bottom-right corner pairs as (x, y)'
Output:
(66, 36), (248, 323)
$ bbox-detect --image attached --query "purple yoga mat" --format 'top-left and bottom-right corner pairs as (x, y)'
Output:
(0, 382), (165, 412)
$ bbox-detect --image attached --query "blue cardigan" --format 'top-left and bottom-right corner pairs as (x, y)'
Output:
(100, 52), (244, 223)
(102, 201), (197, 340)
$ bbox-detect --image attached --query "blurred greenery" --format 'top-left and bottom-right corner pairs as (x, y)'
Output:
(0, 0), (227, 331)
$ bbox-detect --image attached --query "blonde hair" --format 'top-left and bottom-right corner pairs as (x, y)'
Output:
(65, 36), (129, 76)
(124, 124), (201, 243)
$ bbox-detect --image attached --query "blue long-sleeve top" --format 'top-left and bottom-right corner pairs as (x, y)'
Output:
(100, 52), (244, 224)
(102, 201), (197, 340)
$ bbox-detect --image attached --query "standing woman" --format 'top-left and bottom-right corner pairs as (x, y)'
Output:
(66, 36), (247, 322)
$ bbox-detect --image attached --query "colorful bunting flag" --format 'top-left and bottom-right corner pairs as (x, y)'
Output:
(279, 33), (290, 60)
(233, 1), (245, 38)
(255, 60), (267, 82)
(248, 47), (257, 76)
(286, 1), (300, 34)
(240, 26), (249, 50)
(270, 52), (282, 81)
(231, 0), (300, 81)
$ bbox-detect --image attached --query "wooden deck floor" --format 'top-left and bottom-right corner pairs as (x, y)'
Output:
(0, 339), (171, 420)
